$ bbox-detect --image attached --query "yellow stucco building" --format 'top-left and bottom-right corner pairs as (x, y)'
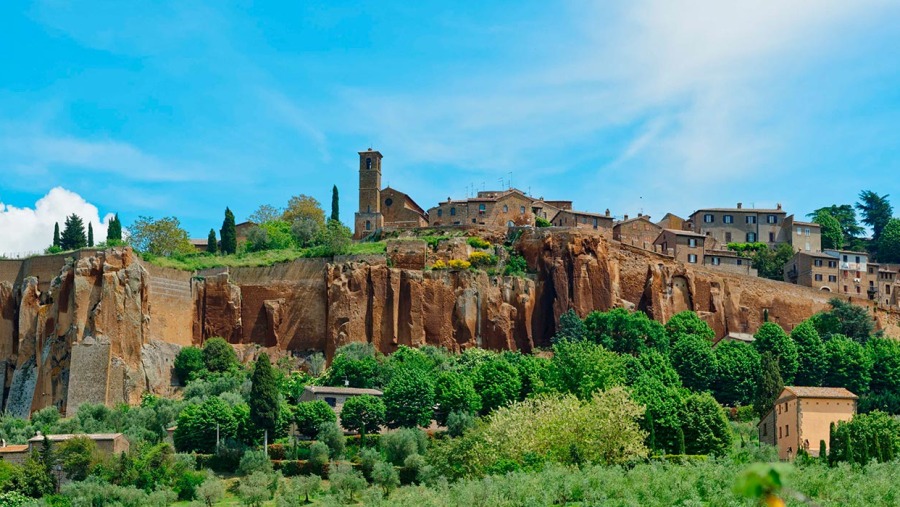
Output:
(758, 386), (857, 460)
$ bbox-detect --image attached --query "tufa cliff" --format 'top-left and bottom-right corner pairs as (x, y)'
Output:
(1, 230), (897, 416)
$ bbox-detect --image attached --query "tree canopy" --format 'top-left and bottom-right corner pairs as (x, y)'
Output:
(128, 216), (193, 256)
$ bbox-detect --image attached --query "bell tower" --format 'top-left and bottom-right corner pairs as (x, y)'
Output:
(354, 149), (384, 239)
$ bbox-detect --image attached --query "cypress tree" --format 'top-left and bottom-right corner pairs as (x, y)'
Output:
(829, 422), (837, 466)
(207, 229), (218, 254)
(846, 432), (854, 465)
(60, 214), (87, 250)
(87, 222), (94, 247)
(677, 427), (686, 456)
(53, 223), (60, 248)
(249, 352), (280, 439)
(752, 352), (784, 420)
(220, 208), (237, 255)
(819, 439), (827, 464)
(107, 213), (122, 242)
(331, 185), (340, 223)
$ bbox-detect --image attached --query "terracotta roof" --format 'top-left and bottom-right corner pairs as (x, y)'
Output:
(779, 386), (858, 401)
(663, 228), (706, 238)
(0, 445), (28, 453)
(556, 210), (613, 219)
(615, 215), (655, 226)
(303, 386), (383, 396)
(28, 433), (125, 442)
(790, 220), (819, 227)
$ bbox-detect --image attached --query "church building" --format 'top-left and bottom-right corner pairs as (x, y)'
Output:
(354, 149), (428, 239)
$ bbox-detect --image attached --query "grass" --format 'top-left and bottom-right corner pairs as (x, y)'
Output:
(147, 242), (386, 272)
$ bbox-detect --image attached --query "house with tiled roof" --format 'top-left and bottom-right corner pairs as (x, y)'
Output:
(758, 386), (858, 460)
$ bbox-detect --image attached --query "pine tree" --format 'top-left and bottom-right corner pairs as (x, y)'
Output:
(331, 185), (340, 223)
(60, 214), (87, 251)
(220, 208), (237, 255)
(88, 222), (94, 247)
(53, 222), (60, 248)
(207, 229), (218, 254)
(249, 352), (280, 439)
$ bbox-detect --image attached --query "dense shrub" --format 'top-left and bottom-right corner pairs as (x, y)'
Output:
(468, 251), (498, 267)
(292, 401), (337, 438)
(174, 346), (205, 383)
(466, 237), (491, 249)
(382, 429), (428, 466)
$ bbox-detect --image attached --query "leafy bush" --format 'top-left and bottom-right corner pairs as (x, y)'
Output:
(467, 237), (491, 249)
(238, 449), (273, 475)
(468, 251), (498, 267)
(504, 254), (527, 276)
(292, 401), (337, 438)
(308, 441), (330, 476)
(317, 422), (346, 459)
(202, 337), (238, 373)
(174, 346), (205, 384)
(446, 410), (475, 437)
(536, 216), (552, 227)
(328, 462), (367, 503)
(382, 429), (428, 466)
(448, 259), (471, 270)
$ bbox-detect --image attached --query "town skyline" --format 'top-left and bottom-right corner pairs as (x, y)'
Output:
(2, 2), (900, 254)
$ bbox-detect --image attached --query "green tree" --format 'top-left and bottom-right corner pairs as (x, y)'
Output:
(681, 392), (732, 456)
(56, 436), (99, 481)
(372, 461), (400, 496)
(221, 207), (237, 255)
(317, 422), (345, 459)
(552, 309), (588, 343)
(237, 471), (273, 507)
(174, 397), (239, 453)
(472, 358), (523, 414)
(811, 298), (876, 343)
(53, 222), (60, 248)
(339, 394), (386, 438)
(433, 371), (481, 425)
(328, 462), (366, 503)
(173, 346), (205, 384)
(753, 352), (784, 420)
(670, 334), (717, 392)
(384, 368), (435, 428)
(750, 243), (797, 281)
(867, 337), (900, 396)
(632, 375), (685, 454)
(812, 210), (843, 250)
(584, 308), (668, 354)
(713, 341), (760, 406)
(283, 194), (326, 227)
(290, 217), (322, 248)
(808, 204), (864, 243)
(248, 204), (282, 224)
(323, 354), (379, 389)
(822, 334), (872, 394)
(202, 337), (238, 373)
(196, 474), (226, 507)
(877, 218), (900, 263)
(331, 185), (340, 222)
(292, 401), (336, 438)
(322, 219), (352, 255)
(382, 428), (428, 466)
(277, 474), (320, 506)
(87, 222), (94, 247)
(664, 311), (715, 343)
(60, 214), (87, 250)
(548, 340), (625, 400)
(856, 190), (893, 242)
(791, 321), (826, 386)
(752, 323), (799, 384)
(107, 213), (123, 242)
(249, 353), (280, 438)
(207, 229), (218, 254)
(624, 349), (681, 387)
(128, 216), (194, 256)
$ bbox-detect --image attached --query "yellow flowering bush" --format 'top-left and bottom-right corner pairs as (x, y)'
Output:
(431, 260), (448, 270)
(448, 259), (472, 270)
(468, 251), (498, 267)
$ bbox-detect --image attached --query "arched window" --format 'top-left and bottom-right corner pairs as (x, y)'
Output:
(366, 157), (372, 170)
(450, 207), (456, 216)
(503, 204), (509, 213)
(365, 220), (371, 231)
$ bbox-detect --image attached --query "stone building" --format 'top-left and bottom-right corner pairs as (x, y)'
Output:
(27, 432), (130, 457)
(703, 249), (757, 277)
(866, 263), (899, 308)
(300, 386), (383, 415)
(824, 249), (870, 298)
(0, 442), (28, 465)
(780, 215), (822, 253)
(613, 215), (662, 249)
(427, 189), (570, 228)
(656, 213), (686, 231)
(550, 209), (614, 231)
(758, 387), (857, 460)
(353, 149), (428, 239)
(784, 251), (840, 292)
(653, 229), (706, 265)
(688, 203), (787, 246)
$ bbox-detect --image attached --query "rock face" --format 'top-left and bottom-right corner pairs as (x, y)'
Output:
(0, 232), (897, 416)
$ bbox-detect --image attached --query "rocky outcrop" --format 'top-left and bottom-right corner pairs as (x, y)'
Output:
(0, 232), (897, 416)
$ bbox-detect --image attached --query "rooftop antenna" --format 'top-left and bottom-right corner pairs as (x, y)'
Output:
(508, 172), (513, 189)
(639, 196), (643, 215)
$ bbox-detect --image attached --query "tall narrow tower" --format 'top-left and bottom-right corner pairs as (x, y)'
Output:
(354, 149), (384, 239)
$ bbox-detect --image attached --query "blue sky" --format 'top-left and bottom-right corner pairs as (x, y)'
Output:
(2, 1), (900, 255)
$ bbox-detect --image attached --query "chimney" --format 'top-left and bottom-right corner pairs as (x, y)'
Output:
(447, 197), (451, 202)
(737, 202), (742, 209)
(624, 214), (629, 221)
(605, 209), (610, 217)
(638, 212), (643, 218)
(777, 203), (782, 210)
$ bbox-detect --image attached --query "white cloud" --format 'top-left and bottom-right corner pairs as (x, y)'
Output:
(0, 188), (112, 257)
